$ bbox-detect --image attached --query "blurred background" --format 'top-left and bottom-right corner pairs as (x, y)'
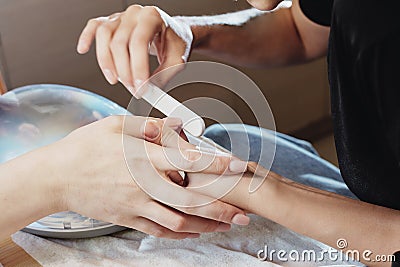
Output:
(0, 0), (337, 165)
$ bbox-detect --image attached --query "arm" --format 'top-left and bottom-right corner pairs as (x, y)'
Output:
(190, 0), (330, 68)
(0, 116), (249, 240)
(188, 166), (400, 266)
(0, 146), (61, 239)
(77, 0), (330, 95)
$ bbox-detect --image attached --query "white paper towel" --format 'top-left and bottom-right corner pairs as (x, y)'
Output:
(12, 215), (362, 266)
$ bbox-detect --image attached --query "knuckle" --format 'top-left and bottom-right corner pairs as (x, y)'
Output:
(104, 115), (123, 129)
(186, 150), (200, 162)
(160, 128), (176, 145)
(96, 24), (111, 35)
(87, 18), (98, 26)
(110, 36), (126, 49)
(204, 222), (219, 232)
(126, 4), (143, 14)
(216, 205), (231, 222)
(129, 35), (144, 48)
(180, 153), (195, 170)
(179, 205), (195, 215)
(181, 196), (196, 209)
(213, 156), (228, 174)
(170, 216), (186, 232)
(149, 227), (167, 238)
(141, 6), (160, 18)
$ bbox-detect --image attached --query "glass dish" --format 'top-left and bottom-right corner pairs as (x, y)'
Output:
(0, 84), (128, 238)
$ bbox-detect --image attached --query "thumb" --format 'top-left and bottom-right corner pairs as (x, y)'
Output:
(149, 28), (187, 88)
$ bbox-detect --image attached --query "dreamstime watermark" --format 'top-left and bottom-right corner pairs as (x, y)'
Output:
(257, 238), (396, 264)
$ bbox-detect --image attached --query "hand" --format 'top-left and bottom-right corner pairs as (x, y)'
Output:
(47, 116), (249, 239)
(246, 0), (284, 10)
(77, 5), (193, 97)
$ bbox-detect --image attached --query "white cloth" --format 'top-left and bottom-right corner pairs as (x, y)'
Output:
(12, 215), (361, 266)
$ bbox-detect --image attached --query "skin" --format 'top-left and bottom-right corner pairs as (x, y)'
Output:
(0, 116), (250, 241)
(188, 169), (400, 267)
(78, 0), (400, 265)
(77, 5), (187, 96)
(77, 0), (329, 91)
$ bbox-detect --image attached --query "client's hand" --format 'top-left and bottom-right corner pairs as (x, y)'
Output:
(47, 115), (249, 239)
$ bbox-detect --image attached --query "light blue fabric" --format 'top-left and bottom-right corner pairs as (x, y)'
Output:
(204, 124), (357, 199)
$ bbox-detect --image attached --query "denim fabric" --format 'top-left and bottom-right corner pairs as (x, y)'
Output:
(204, 124), (357, 199)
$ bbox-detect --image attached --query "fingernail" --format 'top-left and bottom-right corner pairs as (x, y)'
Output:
(182, 174), (189, 187)
(231, 214), (250, 226)
(143, 120), (160, 140)
(134, 79), (145, 97)
(103, 69), (116, 84)
(215, 223), (231, 232)
(229, 159), (248, 173)
(187, 233), (200, 239)
(126, 85), (136, 95)
(164, 117), (183, 128)
(176, 177), (185, 186)
(134, 79), (144, 88)
(77, 41), (87, 53)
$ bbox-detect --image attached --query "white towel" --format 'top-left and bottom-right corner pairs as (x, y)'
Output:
(12, 215), (361, 266)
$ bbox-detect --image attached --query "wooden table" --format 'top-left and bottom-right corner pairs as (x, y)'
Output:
(0, 238), (40, 267)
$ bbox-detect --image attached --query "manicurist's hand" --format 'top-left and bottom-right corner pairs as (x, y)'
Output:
(45, 116), (248, 238)
(77, 5), (192, 97)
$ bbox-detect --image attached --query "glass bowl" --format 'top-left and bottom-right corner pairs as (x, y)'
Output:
(0, 84), (128, 238)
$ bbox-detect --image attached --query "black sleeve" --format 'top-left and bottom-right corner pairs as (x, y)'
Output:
(299, 0), (334, 27)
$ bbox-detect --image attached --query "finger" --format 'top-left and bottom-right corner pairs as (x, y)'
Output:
(127, 158), (248, 226)
(159, 120), (195, 150)
(121, 116), (163, 140)
(176, 199), (250, 226)
(140, 116), (190, 149)
(129, 7), (164, 98)
(163, 117), (184, 132)
(120, 116), (247, 174)
(142, 202), (231, 233)
(77, 18), (101, 54)
(152, 56), (185, 89)
(151, 28), (187, 88)
(122, 115), (186, 146)
(110, 15), (137, 92)
(95, 19), (120, 85)
(130, 216), (199, 239)
(158, 146), (247, 174)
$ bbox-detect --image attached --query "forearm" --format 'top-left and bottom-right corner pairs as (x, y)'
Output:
(255, 173), (399, 265)
(184, 2), (318, 68)
(179, 0), (329, 68)
(191, 169), (399, 266)
(0, 146), (62, 239)
(190, 8), (304, 68)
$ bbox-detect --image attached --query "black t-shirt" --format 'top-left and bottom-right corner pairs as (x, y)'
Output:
(299, 0), (400, 210)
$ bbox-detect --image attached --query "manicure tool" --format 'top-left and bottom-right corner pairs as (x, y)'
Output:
(140, 82), (205, 137)
(137, 83), (233, 154)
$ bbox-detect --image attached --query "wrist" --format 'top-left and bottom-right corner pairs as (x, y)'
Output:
(248, 171), (289, 221)
(191, 25), (210, 50)
(38, 143), (69, 213)
(0, 145), (64, 232)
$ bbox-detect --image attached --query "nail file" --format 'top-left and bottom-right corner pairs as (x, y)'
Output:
(140, 83), (205, 137)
